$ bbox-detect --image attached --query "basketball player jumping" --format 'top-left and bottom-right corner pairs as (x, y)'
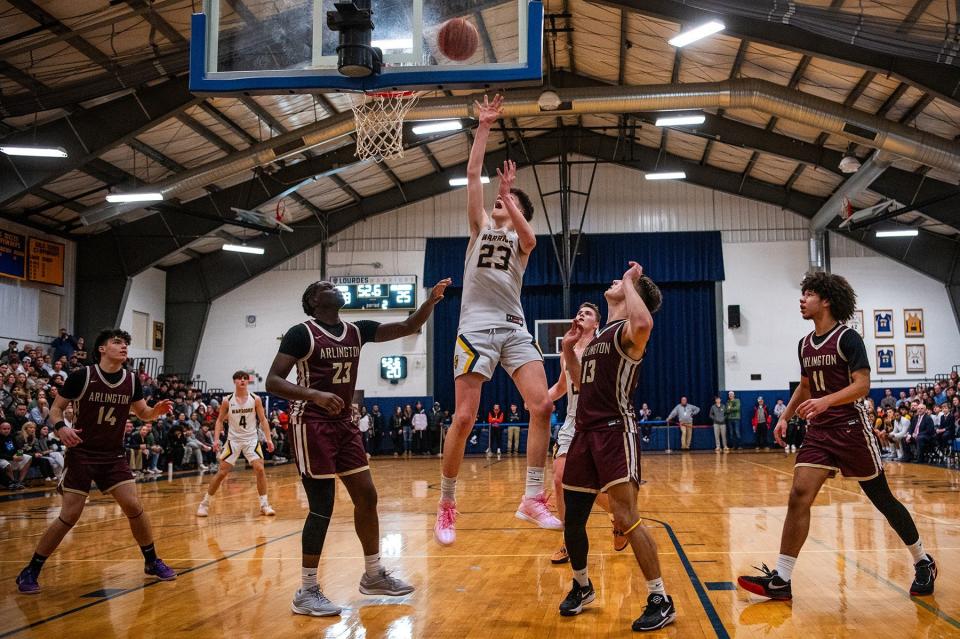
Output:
(266, 277), (451, 617)
(547, 302), (626, 565)
(197, 371), (276, 518)
(738, 272), (936, 600)
(558, 262), (677, 632)
(435, 94), (561, 546)
(16, 329), (177, 594)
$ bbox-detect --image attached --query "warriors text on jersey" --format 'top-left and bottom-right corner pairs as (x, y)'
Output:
(227, 393), (258, 440)
(278, 319), (379, 423)
(458, 224), (528, 333)
(60, 365), (142, 459)
(575, 320), (643, 432)
(798, 324), (871, 428)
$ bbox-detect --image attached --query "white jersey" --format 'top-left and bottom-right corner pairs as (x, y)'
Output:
(458, 224), (527, 334)
(227, 393), (258, 441)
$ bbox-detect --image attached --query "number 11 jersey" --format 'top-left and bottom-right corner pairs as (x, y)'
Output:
(798, 323), (871, 428)
(458, 224), (527, 333)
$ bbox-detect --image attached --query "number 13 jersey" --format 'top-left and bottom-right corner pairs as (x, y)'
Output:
(458, 224), (527, 333)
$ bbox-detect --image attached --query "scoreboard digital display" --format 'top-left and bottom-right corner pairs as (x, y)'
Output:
(332, 275), (417, 311)
(380, 355), (408, 383)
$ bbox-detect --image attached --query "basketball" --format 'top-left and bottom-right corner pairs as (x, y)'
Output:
(437, 18), (479, 61)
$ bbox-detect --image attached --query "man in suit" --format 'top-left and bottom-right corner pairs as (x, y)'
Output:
(904, 404), (935, 463)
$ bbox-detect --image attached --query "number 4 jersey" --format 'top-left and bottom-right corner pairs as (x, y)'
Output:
(458, 224), (527, 333)
(60, 365), (142, 460)
(279, 319), (379, 423)
(798, 323), (871, 428)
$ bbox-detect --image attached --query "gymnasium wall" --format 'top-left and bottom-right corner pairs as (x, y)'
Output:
(0, 219), (76, 349)
(119, 267), (166, 368)
(189, 161), (960, 401)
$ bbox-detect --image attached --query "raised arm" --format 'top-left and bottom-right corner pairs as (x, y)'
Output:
(618, 262), (654, 360)
(560, 320), (584, 393)
(496, 159), (536, 254)
(372, 279), (452, 342)
(467, 94), (503, 236)
(548, 356), (568, 402)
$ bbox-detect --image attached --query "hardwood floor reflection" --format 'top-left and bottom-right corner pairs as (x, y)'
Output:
(1, 452), (958, 638)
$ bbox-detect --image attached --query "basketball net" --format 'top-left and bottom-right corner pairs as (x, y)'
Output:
(349, 91), (420, 162)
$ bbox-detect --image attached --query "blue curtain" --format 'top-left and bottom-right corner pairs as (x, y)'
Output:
(425, 232), (724, 422)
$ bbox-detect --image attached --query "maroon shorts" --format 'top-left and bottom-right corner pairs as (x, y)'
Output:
(562, 427), (641, 493)
(59, 452), (136, 495)
(795, 423), (882, 480)
(291, 417), (369, 479)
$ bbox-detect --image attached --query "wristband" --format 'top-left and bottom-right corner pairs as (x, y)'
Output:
(54, 421), (67, 431)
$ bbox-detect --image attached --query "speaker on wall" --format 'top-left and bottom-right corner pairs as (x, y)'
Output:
(728, 304), (741, 329)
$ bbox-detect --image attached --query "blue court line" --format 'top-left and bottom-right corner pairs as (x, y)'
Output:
(806, 535), (960, 631)
(645, 517), (730, 639)
(0, 529), (302, 638)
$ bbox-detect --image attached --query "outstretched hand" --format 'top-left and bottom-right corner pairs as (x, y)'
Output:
(474, 94), (504, 126)
(429, 278), (453, 304)
(497, 159), (517, 195)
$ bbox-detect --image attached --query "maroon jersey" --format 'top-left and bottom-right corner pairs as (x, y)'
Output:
(799, 324), (870, 428)
(575, 320), (643, 432)
(290, 320), (365, 423)
(70, 366), (136, 459)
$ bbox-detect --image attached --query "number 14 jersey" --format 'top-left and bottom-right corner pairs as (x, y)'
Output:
(458, 224), (527, 333)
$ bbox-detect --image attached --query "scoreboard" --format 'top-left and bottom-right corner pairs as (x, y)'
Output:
(331, 275), (417, 311)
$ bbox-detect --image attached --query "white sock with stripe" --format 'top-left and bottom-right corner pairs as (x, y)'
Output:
(525, 467), (544, 498)
(775, 554), (796, 582)
(440, 475), (457, 503)
(302, 567), (318, 590)
(907, 540), (926, 564)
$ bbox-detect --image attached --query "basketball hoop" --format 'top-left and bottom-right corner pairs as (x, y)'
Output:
(349, 90), (420, 162)
(841, 196), (853, 221)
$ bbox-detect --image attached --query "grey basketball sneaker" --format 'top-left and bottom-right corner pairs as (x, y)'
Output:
(291, 586), (342, 616)
(360, 569), (415, 596)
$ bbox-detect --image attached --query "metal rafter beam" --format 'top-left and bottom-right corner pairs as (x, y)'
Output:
(701, 39), (749, 165)
(899, 93), (934, 125)
(897, 0), (936, 33)
(0, 75), (199, 207)
(330, 174), (362, 202)
(596, 0), (960, 107)
(0, 59), (47, 93)
(239, 96), (289, 135)
(618, 9), (629, 84)
(123, 0), (187, 45)
(127, 138), (186, 174)
(197, 101), (257, 146)
(876, 82), (910, 118)
(7, 0), (116, 71)
(174, 112), (238, 154)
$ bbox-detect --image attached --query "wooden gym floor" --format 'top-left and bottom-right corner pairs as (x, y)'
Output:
(1, 452), (958, 638)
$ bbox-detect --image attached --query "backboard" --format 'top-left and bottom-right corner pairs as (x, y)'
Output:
(190, 0), (543, 95)
(534, 319), (572, 359)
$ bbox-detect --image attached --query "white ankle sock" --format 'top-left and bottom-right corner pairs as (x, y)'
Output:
(259, 494), (268, 507)
(302, 567), (318, 590)
(440, 475), (457, 503)
(907, 539), (926, 563)
(573, 567), (590, 587)
(646, 578), (666, 595)
(775, 554), (796, 582)
(364, 552), (382, 577)
(525, 467), (544, 498)
(201, 493), (211, 505)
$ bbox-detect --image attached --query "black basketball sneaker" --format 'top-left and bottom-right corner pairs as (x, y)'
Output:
(632, 593), (676, 632)
(737, 564), (793, 600)
(910, 555), (937, 596)
(558, 579), (595, 616)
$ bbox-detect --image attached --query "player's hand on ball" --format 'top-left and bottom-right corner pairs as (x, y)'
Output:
(797, 397), (829, 420)
(773, 419), (788, 447)
(430, 278), (453, 303)
(474, 93), (503, 125)
(312, 391), (344, 415)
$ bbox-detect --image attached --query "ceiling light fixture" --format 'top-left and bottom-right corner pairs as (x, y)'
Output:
(644, 171), (687, 180)
(105, 192), (164, 203)
(655, 115), (706, 126)
(222, 244), (265, 254)
(449, 176), (490, 186)
(412, 120), (463, 135)
(668, 20), (725, 47)
(875, 229), (918, 238)
(0, 145), (68, 158)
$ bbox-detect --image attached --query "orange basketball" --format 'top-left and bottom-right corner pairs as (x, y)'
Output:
(437, 18), (479, 61)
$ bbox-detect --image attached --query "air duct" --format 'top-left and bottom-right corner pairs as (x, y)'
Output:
(80, 79), (960, 226)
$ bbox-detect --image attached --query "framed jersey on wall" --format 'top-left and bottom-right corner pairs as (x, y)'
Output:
(904, 308), (923, 338)
(847, 309), (864, 337)
(873, 309), (894, 338)
(906, 344), (925, 373)
(875, 345), (895, 374)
